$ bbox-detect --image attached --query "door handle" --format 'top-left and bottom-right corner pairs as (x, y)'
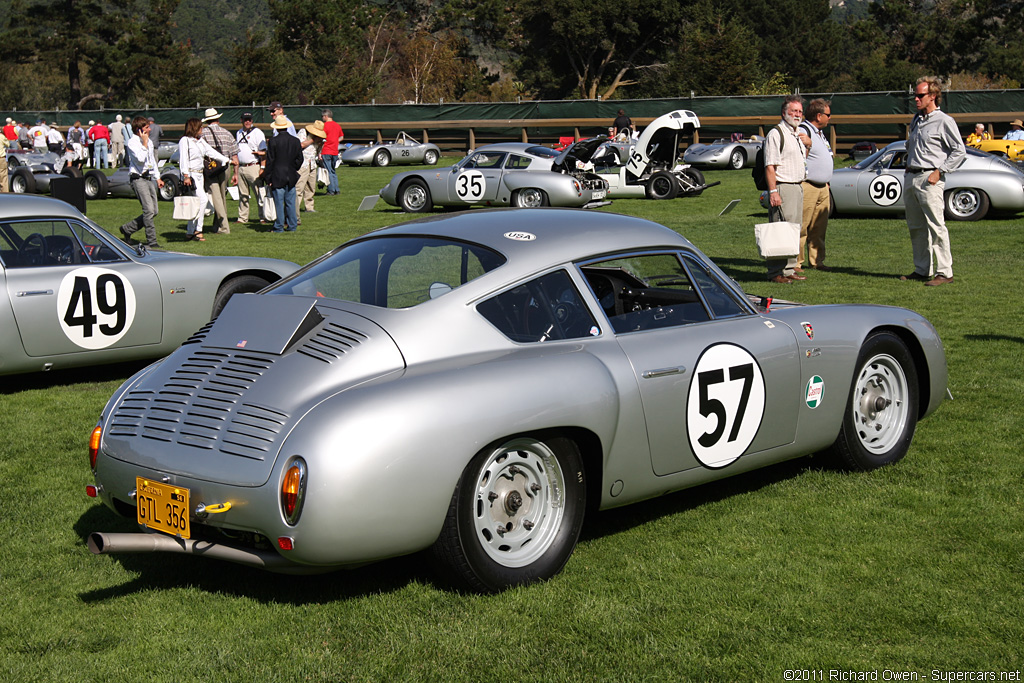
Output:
(641, 366), (685, 379)
(16, 290), (54, 297)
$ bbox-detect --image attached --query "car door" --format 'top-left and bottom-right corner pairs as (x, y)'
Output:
(448, 152), (505, 204)
(580, 251), (801, 476)
(856, 148), (907, 210)
(2, 218), (163, 357)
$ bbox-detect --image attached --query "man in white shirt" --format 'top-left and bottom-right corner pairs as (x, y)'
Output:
(117, 116), (164, 248)
(29, 119), (49, 152)
(235, 112), (267, 224)
(764, 95), (811, 284)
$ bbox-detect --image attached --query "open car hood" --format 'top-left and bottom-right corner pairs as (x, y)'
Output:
(552, 137), (606, 172)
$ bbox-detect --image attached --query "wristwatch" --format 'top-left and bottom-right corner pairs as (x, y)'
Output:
(769, 189), (779, 194)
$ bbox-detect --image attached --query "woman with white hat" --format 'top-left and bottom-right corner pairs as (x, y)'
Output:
(178, 117), (230, 241)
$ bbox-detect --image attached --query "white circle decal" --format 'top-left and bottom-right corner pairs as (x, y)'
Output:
(869, 174), (902, 206)
(503, 231), (536, 241)
(454, 170), (485, 202)
(57, 267), (137, 349)
(686, 343), (766, 469)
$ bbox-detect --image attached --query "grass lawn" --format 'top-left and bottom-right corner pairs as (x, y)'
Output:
(1, 158), (1022, 682)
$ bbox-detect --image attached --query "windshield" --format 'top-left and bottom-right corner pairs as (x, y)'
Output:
(266, 235), (506, 308)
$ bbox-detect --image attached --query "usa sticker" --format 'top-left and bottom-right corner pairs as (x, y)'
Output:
(503, 231), (536, 241)
(801, 321), (814, 339)
(686, 343), (766, 469)
(57, 267), (137, 349)
(805, 375), (824, 409)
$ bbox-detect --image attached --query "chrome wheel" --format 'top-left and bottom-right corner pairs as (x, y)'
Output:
(729, 149), (745, 169)
(399, 179), (430, 212)
(945, 187), (989, 221)
(851, 353), (910, 455)
(471, 438), (566, 567)
(374, 149), (390, 167)
(513, 188), (546, 207)
(424, 150), (438, 165)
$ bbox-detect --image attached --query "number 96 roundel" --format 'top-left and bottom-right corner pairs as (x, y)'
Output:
(57, 267), (137, 349)
(686, 343), (766, 469)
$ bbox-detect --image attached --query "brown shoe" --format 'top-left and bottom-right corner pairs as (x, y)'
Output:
(924, 275), (953, 287)
(788, 273), (807, 281)
(793, 266), (804, 273)
(900, 272), (928, 281)
(769, 275), (792, 284)
(813, 264), (831, 272)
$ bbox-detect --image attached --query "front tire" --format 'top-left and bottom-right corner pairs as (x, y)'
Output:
(646, 170), (678, 199)
(430, 435), (586, 593)
(373, 149), (391, 167)
(159, 175), (179, 201)
(729, 148), (746, 170)
(944, 187), (989, 221)
(398, 178), (431, 212)
(828, 332), (919, 471)
(512, 188), (548, 207)
(11, 167), (36, 194)
(211, 275), (272, 318)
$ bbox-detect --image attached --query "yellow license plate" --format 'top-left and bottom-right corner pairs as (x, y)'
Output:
(136, 477), (191, 538)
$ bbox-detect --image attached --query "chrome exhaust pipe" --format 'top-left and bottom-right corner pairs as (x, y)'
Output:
(87, 532), (330, 575)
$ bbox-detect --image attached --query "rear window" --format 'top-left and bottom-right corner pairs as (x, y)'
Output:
(266, 236), (505, 308)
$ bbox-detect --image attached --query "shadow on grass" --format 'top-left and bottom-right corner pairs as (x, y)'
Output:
(0, 359), (151, 395)
(73, 506), (434, 603)
(74, 453), (827, 602)
(712, 255), (915, 284)
(964, 333), (1024, 344)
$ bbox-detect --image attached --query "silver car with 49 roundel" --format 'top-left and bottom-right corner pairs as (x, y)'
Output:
(86, 208), (947, 592)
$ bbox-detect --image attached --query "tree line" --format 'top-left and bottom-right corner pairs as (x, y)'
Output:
(0, 0), (1020, 112)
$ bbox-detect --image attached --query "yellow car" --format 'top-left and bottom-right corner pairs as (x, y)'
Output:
(968, 138), (1024, 160)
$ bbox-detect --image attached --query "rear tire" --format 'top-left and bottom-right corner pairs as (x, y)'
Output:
(944, 187), (989, 221)
(430, 435), (586, 592)
(212, 275), (272, 318)
(512, 188), (548, 207)
(424, 149), (439, 165)
(828, 332), (918, 471)
(61, 166), (83, 179)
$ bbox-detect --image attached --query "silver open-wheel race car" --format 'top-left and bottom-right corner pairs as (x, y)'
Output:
(341, 131), (442, 167)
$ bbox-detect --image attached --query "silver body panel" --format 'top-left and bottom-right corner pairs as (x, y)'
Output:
(90, 208), (947, 573)
(831, 140), (1024, 218)
(0, 195), (298, 375)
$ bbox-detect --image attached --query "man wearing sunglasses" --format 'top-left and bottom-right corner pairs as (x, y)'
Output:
(798, 98), (834, 272)
(902, 76), (965, 287)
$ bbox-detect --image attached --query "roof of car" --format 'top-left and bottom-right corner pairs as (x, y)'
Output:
(0, 194), (86, 220)
(367, 208), (693, 269)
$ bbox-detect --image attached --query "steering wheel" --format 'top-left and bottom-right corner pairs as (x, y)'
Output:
(18, 233), (48, 266)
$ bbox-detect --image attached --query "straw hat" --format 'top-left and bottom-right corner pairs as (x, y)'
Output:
(305, 120), (327, 139)
(201, 108), (223, 122)
(270, 115), (291, 130)
(1011, 119), (1023, 128)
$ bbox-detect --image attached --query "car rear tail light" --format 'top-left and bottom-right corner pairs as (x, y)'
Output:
(89, 426), (102, 470)
(278, 537), (294, 551)
(280, 458), (307, 525)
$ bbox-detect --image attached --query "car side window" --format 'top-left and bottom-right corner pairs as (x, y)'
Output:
(464, 152), (505, 170)
(504, 154), (532, 170)
(0, 220), (89, 268)
(580, 253), (712, 333)
(70, 221), (126, 263)
(680, 253), (748, 319)
(478, 270), (599, 343)
(890, 151), (907, 169)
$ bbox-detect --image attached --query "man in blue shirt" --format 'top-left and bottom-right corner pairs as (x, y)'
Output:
(1003, 119), (1024, 140)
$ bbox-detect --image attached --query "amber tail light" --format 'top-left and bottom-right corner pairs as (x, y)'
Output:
(280, 458), (307, 525)
(89, 426), (102, 470)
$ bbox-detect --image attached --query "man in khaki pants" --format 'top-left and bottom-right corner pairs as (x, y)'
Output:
(0, 134), (8, 192)
(199, 108), (239, 234)
(235, 112), (266, 224)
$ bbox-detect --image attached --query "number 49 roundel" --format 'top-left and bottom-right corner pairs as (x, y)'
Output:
(56, 267), (137, 350)
(686, 343), (766, 469)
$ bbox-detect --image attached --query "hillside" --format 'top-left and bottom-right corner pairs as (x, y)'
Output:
(171, 0), (272, 75)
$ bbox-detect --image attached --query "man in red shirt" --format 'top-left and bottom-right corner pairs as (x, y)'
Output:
(320, 108), (343, 195)
(3, 118), (17, 147)
(88, 120), (111, 169)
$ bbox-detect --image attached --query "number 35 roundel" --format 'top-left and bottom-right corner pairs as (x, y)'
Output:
(57, 267), (137, 349)
(686, 343), (766, 469)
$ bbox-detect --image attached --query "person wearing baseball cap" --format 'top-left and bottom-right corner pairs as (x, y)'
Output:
(267, 101), (297, 137)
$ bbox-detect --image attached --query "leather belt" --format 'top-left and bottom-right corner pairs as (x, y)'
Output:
(905, 168), (932, 173)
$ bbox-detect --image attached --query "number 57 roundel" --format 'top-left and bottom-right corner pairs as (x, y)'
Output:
(686, 343), (766, 469)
